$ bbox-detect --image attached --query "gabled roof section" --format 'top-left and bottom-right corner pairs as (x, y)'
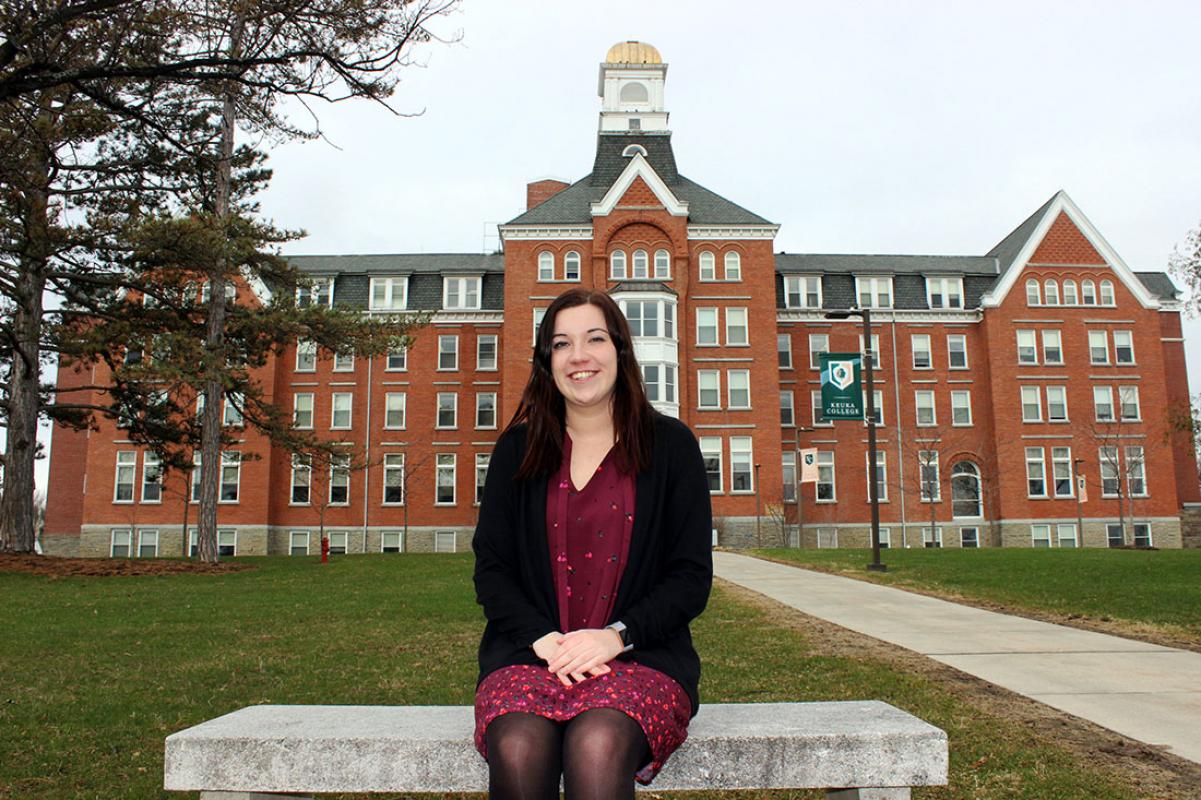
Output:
(981, 191), (1159, 309)
(591, 152), (688, 216)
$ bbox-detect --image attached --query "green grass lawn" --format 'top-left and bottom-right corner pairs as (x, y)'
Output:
(752, 547), (1201, 640)
(0, 554), (1153, 799)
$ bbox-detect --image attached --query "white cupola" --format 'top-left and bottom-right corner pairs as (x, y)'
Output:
(598, 41), (669, 133)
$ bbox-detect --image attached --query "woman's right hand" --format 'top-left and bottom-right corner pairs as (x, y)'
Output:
(532, 631), (611, 686)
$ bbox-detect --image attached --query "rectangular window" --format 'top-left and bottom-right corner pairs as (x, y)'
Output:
(291, 455), (311, 504)
(1025, 447), (1046, 497)
(331, 392), (353, 429)
(1133, 522), (1152, 547)
(947, 334), (968, 369)
(919, 451), (940, 501)
(436, 454), (456, 505)
(1089, 330), (1109, 365)
(369, 277), (407, 310)
(950, 390), (972, 426)
(1093, 386), (1115, 422)
(382, 530), (404, 553)
(220, 452), (241, 503)
(781, 451), (797, 503)
(1041, 330), (1063, 365)
(438, 335), (459, 371)
(911, 334), (932, 369)
(1021, 386), (1042, 422)
(1100, 447), (1120, 496)
(111, 528), (132, 558)
(1052, 446), (1074, 497)
(1126, 446), (1147, 496)
(1031, 524), (1052, 548)
(866, 451), (888, 501)
(1016, 330), (1037, 365)
(696, 308), (718, 346)
(436, 392), (458, 429)
(1046, 386), (1068, 422)
(383, 454), (405, 505)
(816, 451), (836, 501)
(435, 531), (457, 553)
(922, 527), (943, 548)
(290, 531), (310, 556)
(725, 308), (749, 346)
(477, 335), (498, 371)
(960, 527), (979, 548)
(532, 307), (546, 345)
(857, 333), (882, 371)
(293, 393), (314, 429)
(697, 370), (720, 409)
(730, 437), (754, 493)
(296, 277), (334, 308)
(114, 451), (137, 502)
(926, 277), (963, 309)
(141, 452), (162, 503)
(700, 437), (722, 493)
(384, 393), (406, 429)
(295, 340), (317, 372)
(1106, 522), (1125, 548)
(386, 347), (407, 371)
(328, 531), (348, 555)
(877, 527), (892, 549)
(137, 529), (159, 558)
(811, 391), (832, 427)
(863, 389), (884, 426)
(475, 453), (490, 505)
(808, 334), (829, 370)
(332, 352), (354, 372)
(784, 275), (822, 308)
(190, 453), (201, 503)
(1118, 386), (1140, 421)
(222, 394), (244, 427)
(727, 370), (751, 409)
(1057, 523), (1078, 548)
(329, 455), (350, 505)
(777, 334), (793, 369)
(856, 276), (893, 308)
(780, 391), (795, 427)
(915, 390), (936, 426)
(476, 392), (497, 429)
(817, 528), (838, 549)
(1113, 330), (1135, 365)
(444, 276), (482, 310)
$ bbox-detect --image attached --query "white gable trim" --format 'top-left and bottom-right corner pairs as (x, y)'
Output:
(981, 191), (1158, 309)
(590, 153), (688, 217)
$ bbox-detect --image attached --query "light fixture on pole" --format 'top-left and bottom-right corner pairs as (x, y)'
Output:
(825, 307), (886, 572)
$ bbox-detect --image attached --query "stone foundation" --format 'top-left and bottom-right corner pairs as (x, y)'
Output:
(996, 517), (1181, 549)
(1181, 505), (1201, 548)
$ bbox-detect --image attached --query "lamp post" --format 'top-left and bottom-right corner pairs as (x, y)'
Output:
(826, 307), (886, 572)
(754, 462), (762, 546)
(1074, 458), (1085, 545)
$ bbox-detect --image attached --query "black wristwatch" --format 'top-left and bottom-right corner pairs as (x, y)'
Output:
(607, 621), (634, 652)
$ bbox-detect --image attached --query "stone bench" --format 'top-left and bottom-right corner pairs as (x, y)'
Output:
(165, 702), (948, 799)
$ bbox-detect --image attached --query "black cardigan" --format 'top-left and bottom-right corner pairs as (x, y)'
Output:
(472, 413), (714, 715)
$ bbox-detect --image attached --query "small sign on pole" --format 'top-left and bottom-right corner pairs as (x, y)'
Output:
(820, 353), (864, 419)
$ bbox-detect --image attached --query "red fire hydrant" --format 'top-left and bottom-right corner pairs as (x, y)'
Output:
(321, 536), (330, 563)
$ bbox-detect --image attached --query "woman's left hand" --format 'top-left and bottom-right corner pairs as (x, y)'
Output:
(546, 628), (624, 684)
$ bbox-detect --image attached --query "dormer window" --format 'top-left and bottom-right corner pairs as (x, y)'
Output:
(926, 277), (963, 309)
(296, 277), (334, 308)
(369, 277), (407, 311)
(856, 276), (893, 309)
(444, 276), (482, 310)
(784, 276), (822, 309)
(622, 144), (648, 158)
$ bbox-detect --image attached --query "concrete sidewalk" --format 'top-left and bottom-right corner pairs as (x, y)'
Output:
(713, 551), (1201, 764)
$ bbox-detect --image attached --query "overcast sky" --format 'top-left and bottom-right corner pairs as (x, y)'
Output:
(32, 0), (1201, 491)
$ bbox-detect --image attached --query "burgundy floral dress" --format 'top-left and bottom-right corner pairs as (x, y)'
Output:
(474, 438), (692, 784)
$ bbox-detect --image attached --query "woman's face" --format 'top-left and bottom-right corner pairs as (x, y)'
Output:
(549, 303), (619, 415)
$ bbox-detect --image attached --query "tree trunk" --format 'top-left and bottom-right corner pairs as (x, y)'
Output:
(195, 15), (244, 563)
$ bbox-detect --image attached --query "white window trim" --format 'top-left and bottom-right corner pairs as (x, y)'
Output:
(384, 393), (407, 430)
(436, 392), (458, 430)
(947, 334), (969, 369)
(368, 276), (409, 311)
(725, 307), (749, 347)
(438, 335), (459, 372)
(476, 335), (499, 372)
(443, 275), (483, 311)
(475, 392), (498, 430)
(330, 392), (353, 430)
(727, 369), (751, 410)
(435, 454), (457, 506)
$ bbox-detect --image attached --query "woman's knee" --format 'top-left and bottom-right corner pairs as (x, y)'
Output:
(486, 712), (561, 766)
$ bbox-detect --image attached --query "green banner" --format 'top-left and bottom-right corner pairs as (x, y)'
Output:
(820, 352), (863, 419)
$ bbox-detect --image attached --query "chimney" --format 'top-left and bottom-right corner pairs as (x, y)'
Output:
(527, 179), (570, 211)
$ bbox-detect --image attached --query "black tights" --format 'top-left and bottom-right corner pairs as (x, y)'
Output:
(485, 709), (650, 800)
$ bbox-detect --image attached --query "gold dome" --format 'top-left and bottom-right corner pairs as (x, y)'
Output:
(605, 41), (662, 65)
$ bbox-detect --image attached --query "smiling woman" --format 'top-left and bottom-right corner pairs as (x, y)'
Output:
(471, 287), (713, 798)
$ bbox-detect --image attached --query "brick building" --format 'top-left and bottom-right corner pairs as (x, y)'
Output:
(43, 41), (1200, 557)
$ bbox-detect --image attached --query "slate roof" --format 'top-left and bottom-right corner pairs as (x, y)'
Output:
(986, 193), (1059, 273)
(774, 255), (1000, 310)
(1135, 271), (1181, 301)
(506, 133), (771, 226)
(287, 254), (505, 311)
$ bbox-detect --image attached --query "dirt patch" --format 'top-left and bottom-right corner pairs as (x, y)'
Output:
(719, 578), (1201, 800)
(0, 553), (254, 578)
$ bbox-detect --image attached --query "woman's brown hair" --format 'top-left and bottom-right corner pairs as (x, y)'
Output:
(504, 288), (654, 479)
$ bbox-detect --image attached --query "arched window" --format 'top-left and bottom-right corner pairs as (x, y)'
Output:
(951, 461), (982, 519)
(538, 251), (554, 281)
(1100, 279), (1115, 305)
(1043, 279), (1059, 305)
(610, 250), (627, 280)
(619, 82), (649, 104)
(1081, 279), (1097, 305)
(632, 249), (649, 279)
(699, 251), (716, 281)
(1025, 279), (1040, 305)
(621, 144), (648, 158)
(1062, 279), (1078, 305)
(724, 251), (742, 281)
(563, 251), (581, 281)
(653, 249), (670, 279)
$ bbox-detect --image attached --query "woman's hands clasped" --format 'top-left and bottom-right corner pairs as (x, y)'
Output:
(532, 628), (624, 687)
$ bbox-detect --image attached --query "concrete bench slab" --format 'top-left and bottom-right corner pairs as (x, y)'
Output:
(165, 702), (947, 798)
